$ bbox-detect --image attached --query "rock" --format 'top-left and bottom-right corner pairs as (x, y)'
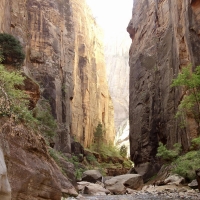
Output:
(0, 120), (77, 199)
(135, 162), (161, 182)
(0, 148), (11, 200)
(126, 188), (136, 194)
(71, 141), (84, 155)
(196, 168), (200, 191)
(1, 0), (115, 153)
(128, 0), (200, 180)
(83, 183), (110, 195)
(188, 179), (199, 190)
(105, 174), (143, 194)
(81, 170), (102, 183)
(164, 174), (185, 185)
(77, 181), (90, 192)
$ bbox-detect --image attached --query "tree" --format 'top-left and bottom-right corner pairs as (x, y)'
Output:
(171, 65), (200, 133)
(0, 33), (25, 67)
(0, 59), (33, 122)
(120, 145), (127, 157)
(93, 122), (104, 152)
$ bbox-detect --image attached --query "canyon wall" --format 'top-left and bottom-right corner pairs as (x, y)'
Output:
(0, 0), (115, 198)
(128, 0), (200, 180)
(71, 0), (115, 147)
(105, 32), (130, 149)
(0, 0), (115, 150)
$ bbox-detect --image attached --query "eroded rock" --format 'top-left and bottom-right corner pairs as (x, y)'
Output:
(105, 174), (143, 194)
(82, 170), (102, 183)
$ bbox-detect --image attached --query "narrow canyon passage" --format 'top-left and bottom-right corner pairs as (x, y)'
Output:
(0, 0), (200, 200)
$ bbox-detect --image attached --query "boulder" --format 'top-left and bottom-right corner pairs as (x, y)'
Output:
(77, 181), (90, 191)
(195, 169), (200, 191)
(164, 174), (185, 185)
(105, 174), (143, 194)
(83, 183), (110, 195)
(81, 170), (102, 183)
(188, 179), (198, 189)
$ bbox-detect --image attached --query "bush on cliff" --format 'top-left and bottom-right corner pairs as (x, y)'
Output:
(0, 33), (25, 67)
(0, 59), (34, 122)
(157, 140), (200, 181)
(156, 142), (181, 162)
(171, 65), (200, 133)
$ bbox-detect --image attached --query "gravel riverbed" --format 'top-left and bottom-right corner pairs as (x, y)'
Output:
(65, 189), (200, 200)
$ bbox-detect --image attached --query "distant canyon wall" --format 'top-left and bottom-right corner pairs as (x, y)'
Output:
(128, 0), (200, 180)
(0, 0), (115, 150)
(105, 33), (130, 148)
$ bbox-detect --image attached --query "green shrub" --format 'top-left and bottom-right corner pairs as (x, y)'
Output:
(191, 136), (200, 150)
(171, 65), (200, 131)
(156, 142), (181, 162)
(0, 33), (25, 66)
(33, 100), (57, 139)
(120, 145), (128, 157)
(0, 61), (36, 123)
(173, 150), (200, 180)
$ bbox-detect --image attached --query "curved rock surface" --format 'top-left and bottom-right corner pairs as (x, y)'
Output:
(128, 0), (200, 180)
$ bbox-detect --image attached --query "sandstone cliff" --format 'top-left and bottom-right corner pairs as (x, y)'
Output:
(0, 0), (115, 150)
(128, 0), (200, 180)
(0, 0), (115, 198)
(71, 0), (115, 147)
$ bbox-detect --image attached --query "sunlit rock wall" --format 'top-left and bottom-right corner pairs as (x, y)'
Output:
(0, 0), (115, 150)
(128, 0), (200, 180)
(71, 0), (115, 147)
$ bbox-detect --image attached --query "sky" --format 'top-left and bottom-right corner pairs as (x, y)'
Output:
(86, 0), (133, 38)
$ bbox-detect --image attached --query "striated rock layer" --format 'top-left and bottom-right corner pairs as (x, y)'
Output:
(0, 118), (77, 200)
(71, 0), (115, 147)
(0, 0), (115, 150)
(128, 0), (200, 180)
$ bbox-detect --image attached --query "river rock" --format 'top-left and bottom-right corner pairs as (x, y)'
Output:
(196, 168), (200, 191)
(188, 179), (198, 189)
(83, 183), (110, 195)
(164, 174), (185, 185)
(105, 174), (143, 194)
(82, 170), (102, 183)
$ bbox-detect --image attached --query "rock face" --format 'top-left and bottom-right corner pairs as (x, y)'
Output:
(0, 0), (115, 152)
(0, 119), (77, 200)
(128, 0), (200, 180)
(105, 33), (130, 131)
(0, 147), (11, 200)
(71, 0), (115, 147)
(105, 32), (130, 152)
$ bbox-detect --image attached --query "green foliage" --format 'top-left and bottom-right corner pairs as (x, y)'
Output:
(0, 62), (36, 123)
(123, 159), (133, 168)
(156, 142), (181, 162)
(93, 122), (104, 152)
(86, 154), (97, 163)
(191, 136), (200, 150)
(33, 100), (57, 139)
(171, 65), (200, 128)
(173, 150), (200, 180)
(48, 148), (60, 163)
(120, 145), (128, 157)
(0, 33), (25, 66)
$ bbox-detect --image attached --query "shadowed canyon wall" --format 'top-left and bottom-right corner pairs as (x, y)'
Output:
(128, 0), (200, 180)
